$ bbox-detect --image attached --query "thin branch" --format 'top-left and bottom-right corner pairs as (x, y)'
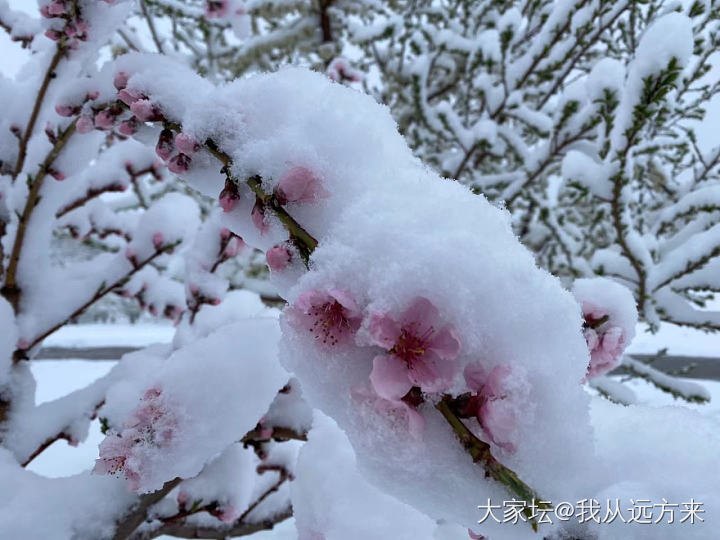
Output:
(2, 118), (77, 312)
(435, 397), (546, 531)
(12, 44), (66, 180)
(113, 478), (182, 540)
(139, 0), (165, 54)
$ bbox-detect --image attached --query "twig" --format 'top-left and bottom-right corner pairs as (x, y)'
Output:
(12, 44), (66, 180)
(435, 397), (546, 531)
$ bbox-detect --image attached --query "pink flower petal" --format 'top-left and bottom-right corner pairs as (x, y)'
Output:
(370, 354), (413, 401)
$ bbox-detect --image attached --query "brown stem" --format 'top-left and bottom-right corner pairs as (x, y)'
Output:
(435, 397), (547, 531)
(18, 245), (176, 360)
(139, 0), (164, 54)
(22, 400), (105, 467)
(113, 477), (182, 540)
(12, 44), (66, 181)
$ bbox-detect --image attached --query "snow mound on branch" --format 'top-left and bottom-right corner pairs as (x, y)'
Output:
(0, 448), (134, 540)
(99, 318), (289, 493)
(292, 412), (437, 540)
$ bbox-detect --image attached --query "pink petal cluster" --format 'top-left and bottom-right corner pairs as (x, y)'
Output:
(168, 153), (192, 174)
(275, 167), (327, 204)
(286, 289), (362, 347)
(368, 297), (460, 401)
(266, 245), (291, 271)
(463, 363), (520, 452)
(219, 179), (241, 212)
(76, 115), (94, 134)
(156, 129), (175, 161)
(94, 386), (177, 491)
(151, 231), (164, 250)
(251, 200), (268, 234)
(327, 57), (364, 83)
(174, 132), (201, 154)
(581, 302), (627, 380)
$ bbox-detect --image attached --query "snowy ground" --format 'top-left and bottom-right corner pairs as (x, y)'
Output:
(25, 322), (720, 538)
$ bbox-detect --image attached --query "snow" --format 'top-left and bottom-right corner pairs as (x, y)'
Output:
(42, 323), (175, 349)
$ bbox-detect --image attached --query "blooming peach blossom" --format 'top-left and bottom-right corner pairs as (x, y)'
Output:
(367, 297), (460, 400)
(76, 115), (94, 134)
(287, 288), (362, 347)
(174, 132), (200, 154)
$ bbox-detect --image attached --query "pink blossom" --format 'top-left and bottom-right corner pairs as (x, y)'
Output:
(118, 117), (139, 136)
(367, 297), (460, 400)
(223, 236), (244, 258)
(251, 200), (268, 234)
(44, 29), (63, 41)
(55, 103), (79, 117)
(275, 167), (327, 204)
(118, 88), (141, 106)
(463, 363), (520, 452)
(49, 169), (65, 181)
(47, 1), (66, 16)
(156, 129), (174, 161)
(40, 6), (51, 18)
(94, 110), (115, 130)
(327, 57), (364, 83)
(94, 386), (177, 492)
(211, 504), (238, 523)
(86, 90), (99, 101)
(286, 288), (362, 347)
(220, 227), (231, 240)
(168, 153), (191, 174)
(76, 115), (94, 134)
(188, 283), (199, 296)
(130, 99), (163, 122)
(266, 246), (291, 271)
(478, 365), (517, 452)
(581, 302), (627, 380)
(17, 338), (29, 350)
(351, 385), (424, 438)
(114, 71), (129, 91)
(177, 490), (189, 508)
(174, 132), (200, 154)
(152, 232), (164, 250)
(204, 0), (229, 18)
(219, 179), (240, 212)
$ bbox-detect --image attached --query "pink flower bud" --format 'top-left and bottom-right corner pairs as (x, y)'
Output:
(266, 246), (291, 271)
(189, 284), (199, 296)
(276, 166), (327, 204)
(220, 227), (231, 240)
(177, 491), (189, 508)
(130, 99), (163, 122)
(204, 0), (229, 19)
(155, 129), (174, 161)
(49, 169), (66, 181)
(55, 103), (79, 117)
(40, 6), (51, 18)
(114, 71), (129, 91)
(152, 232), (164, 250)
(223, 237), (244, 258)
(94, 110), (115, 130)
(86, 90), (100, 101)
(76, 115), (94, 134)
(118, 117), (138, 136)
(219, 180), (240, 212)
(48, 1), (66, 16)
(174, 132), (200, 154)
(117, 89), (140, 106)
(168, 153), (191, 174)
(17, 338), (30, 350)
(251, 200), (267, 234)
(210, 297), (222, 306)
(45, 29), (63, 41)
(125, 247), (138, 266)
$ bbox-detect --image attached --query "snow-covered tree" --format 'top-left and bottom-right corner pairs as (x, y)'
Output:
(1, 2), (719, 540)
